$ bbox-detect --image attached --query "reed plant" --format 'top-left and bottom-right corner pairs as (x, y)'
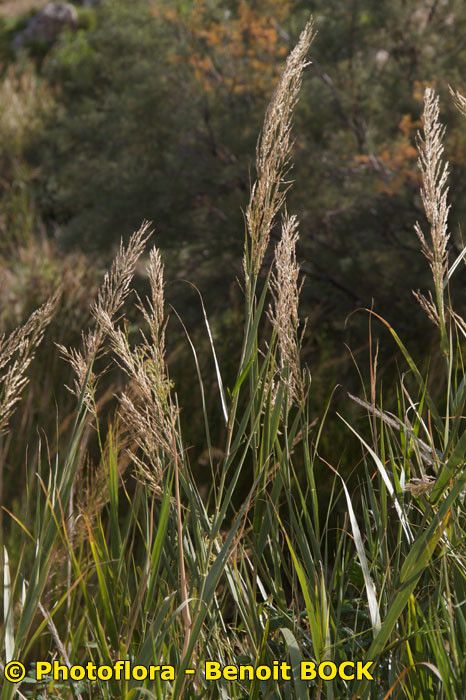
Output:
(1, 19), (465, 700)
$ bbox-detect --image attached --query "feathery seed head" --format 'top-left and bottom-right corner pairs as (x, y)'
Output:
(244, 20), (315, 282)
(269, 214), (304, 405)
(415, 89), (450, 284)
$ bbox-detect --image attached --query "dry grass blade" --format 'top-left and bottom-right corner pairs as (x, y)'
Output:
(244, 20), (315, 281)
(449, 86), (466, 119)
(451, 309), (466, 340)
(0, 64), (53, 151)
(348, 393), (435, 467)
(38, 602), (84, 700)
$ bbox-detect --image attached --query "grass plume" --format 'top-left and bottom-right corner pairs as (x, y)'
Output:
(413, 88), (450, 351)
(244, 20), (315, 284)
(0, 292), (58, 434)
(269, 214), (304, 405)
(0, 22), (465, 700)
(58, 222), (151, 405)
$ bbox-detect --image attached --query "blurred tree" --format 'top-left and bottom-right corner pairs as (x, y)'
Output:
(0, 0), (464, 484)
(39, 2), (280, 262)
(287, 0), (466, 372)
(30, 0), (466, 387)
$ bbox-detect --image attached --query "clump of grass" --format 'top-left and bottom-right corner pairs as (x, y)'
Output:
(413, 88), (451, 352)
(0, 19), (465, 700)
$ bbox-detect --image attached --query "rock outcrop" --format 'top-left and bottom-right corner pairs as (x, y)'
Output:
(13, 3), (78, 51)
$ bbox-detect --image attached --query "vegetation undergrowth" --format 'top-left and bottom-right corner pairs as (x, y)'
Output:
(1, 19), (466, 700)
